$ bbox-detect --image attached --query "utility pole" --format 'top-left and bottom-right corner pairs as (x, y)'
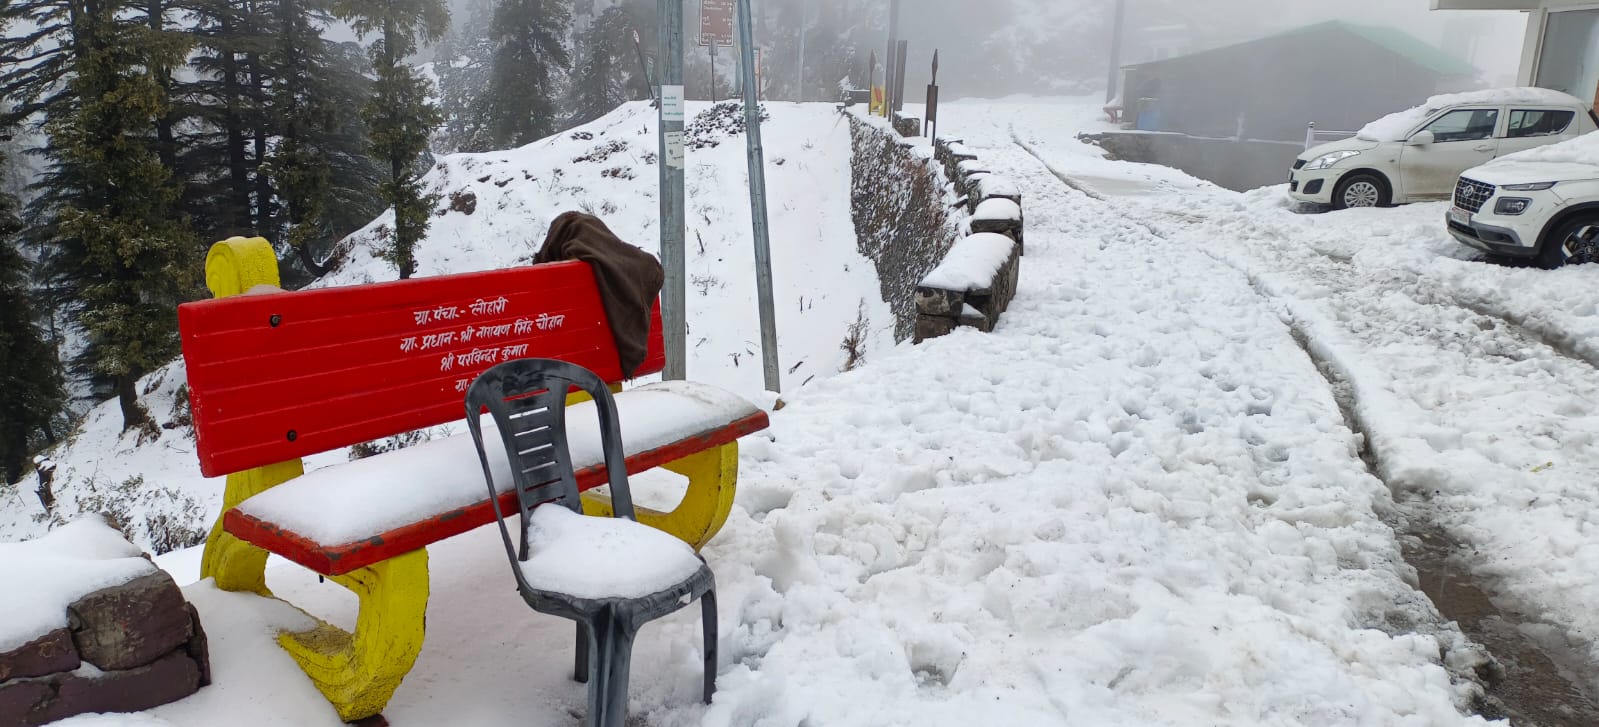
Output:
(735, 0), (781, 394)
(1106, 0), (1126, 104)
(658, 0), (687, 380)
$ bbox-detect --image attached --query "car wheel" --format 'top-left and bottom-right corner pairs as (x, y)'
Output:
(1536, 215), (1599, 269)
(1332, 173), (1389, 210)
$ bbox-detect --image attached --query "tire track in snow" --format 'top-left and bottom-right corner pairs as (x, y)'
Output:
(1146, 202), (1599, 372)
(1007, 139), (1599, 724)
(1017, 128), (1598, 371)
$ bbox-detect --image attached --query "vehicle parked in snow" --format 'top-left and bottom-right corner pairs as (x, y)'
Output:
(1449, 131), (1599, 268)
(1289, 88), (1598, 210)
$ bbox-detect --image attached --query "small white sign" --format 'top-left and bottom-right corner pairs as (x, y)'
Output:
(664, 131), (685, 168)
(661, 85), (686, 123)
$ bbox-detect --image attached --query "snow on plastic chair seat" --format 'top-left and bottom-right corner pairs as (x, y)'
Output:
(516, 506), (704, 600)
(223, 381), (767, 576)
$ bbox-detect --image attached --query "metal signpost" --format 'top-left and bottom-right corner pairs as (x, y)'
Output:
(658, 0), (687, 380)
(884, 0), (900, 117)
(734, 0), (781, 394)
(892, 40), (908, 114)
(925, 51), (940, 141)
(700, 0), (734, 103)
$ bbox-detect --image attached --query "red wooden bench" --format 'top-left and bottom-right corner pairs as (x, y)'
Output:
(178, 237), (768, 722)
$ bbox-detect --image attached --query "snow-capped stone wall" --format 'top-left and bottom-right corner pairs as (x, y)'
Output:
(914, 137), (1026, 342)
(0, 519), (209, 725)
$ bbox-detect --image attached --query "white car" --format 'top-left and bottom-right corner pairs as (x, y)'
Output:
(1449, 131), (1599, 268)
(1289, 88), (1599, 210)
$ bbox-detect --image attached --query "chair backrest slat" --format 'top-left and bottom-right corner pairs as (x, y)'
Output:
(465, 359), (638, 568)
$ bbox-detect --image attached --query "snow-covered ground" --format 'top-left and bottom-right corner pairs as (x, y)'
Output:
(18, 95), (1599, 725)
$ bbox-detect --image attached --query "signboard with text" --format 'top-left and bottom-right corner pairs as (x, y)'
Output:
(699, 0), (734, 46)
(179, 261), (665, 476)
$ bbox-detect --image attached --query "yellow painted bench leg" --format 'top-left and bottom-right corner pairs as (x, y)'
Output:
(277, 550), (430, 723)
(200, 236), (297, 597)
(582, 442), (740, 550)
(200, 460), (304, 596)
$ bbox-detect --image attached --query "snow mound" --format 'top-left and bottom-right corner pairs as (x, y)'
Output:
(1491, 129), (1599, 167)
(0, 516), (154, 651)
(1357, 87), (1583, 142)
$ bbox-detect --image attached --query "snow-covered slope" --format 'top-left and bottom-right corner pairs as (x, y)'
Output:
(2, 101), (891, 553)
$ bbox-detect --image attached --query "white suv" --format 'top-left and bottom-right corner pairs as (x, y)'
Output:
(1449, 131), (1599, 268)
(1289, 88), (1598, 210)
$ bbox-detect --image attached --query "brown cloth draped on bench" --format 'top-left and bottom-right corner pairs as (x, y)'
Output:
(535, 212), (665, 378)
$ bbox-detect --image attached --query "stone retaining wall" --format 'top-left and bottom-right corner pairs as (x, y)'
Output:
(847, 114), (1026, 343)
(848, 114), (965, 341)
(913, 136), (1027, 342)
(0, 558), (209, 724)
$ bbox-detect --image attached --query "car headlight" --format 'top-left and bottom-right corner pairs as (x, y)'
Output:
(1502, 182), (1556, 191)
(1495, 198), (1532, 215)
(1303, 150), (1361, 171)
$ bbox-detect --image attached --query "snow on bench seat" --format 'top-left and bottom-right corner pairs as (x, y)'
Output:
(224, 381), (767, 576)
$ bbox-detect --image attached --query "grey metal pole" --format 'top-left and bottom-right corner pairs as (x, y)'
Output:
(885, 0), (900, 116)
(1106, 0), (1126, 104)
(796, 3), (805, 102)
(735, 0), (781, 394)
(658, 0), (687, 381)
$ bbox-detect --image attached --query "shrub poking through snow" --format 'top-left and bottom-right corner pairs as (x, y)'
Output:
(686, 101), (770, 150)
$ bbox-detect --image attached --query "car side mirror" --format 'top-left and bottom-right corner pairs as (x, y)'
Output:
(1407, 130), (1435, 147)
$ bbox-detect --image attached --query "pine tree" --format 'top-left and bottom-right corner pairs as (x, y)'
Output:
(0, 140), (64, 484)
(183, 0), (272, 242)
(37, 2), (201, 430)
(482, 0), (569, 148)
(566, 5), (632, 126)
(262, 2), (384, 277)
(433, 0), (495, 153)
(332, 0), (447, 280)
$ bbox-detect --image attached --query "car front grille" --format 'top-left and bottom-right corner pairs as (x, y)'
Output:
(1455, 177), (1495, 213)
(1292, 160), (1307, 170)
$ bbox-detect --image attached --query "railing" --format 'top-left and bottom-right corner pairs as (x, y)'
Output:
(1305, 122), (1357, 150)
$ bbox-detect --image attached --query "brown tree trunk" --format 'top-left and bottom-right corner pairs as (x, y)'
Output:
(116, 373), (150, 432)
(220, 16), (251, 229)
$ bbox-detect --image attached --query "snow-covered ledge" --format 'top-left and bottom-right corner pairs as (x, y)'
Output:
(971, 197), (1025, 255)
(915, 232), (1022, 342)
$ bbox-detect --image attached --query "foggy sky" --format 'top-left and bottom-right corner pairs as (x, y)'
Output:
(449, 0), (1532, 98)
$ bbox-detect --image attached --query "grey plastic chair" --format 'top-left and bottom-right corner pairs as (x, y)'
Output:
(464, 359), (717, 727)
